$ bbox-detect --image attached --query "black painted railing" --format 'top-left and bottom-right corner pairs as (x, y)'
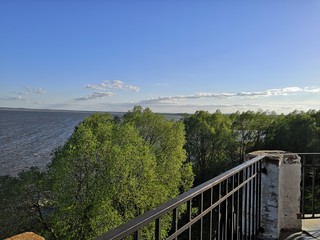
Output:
(299, 153), (320, 219)
(97, 155), (264, 240)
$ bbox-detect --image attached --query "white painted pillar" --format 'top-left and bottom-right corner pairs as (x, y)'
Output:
(245, 150), (301, 239)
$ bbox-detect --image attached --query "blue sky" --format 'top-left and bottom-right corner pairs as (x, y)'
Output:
(1, 1), (320, 113)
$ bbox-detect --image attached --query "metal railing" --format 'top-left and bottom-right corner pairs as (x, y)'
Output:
(299, 153), (320, 219)
(97, 155), (264, 240)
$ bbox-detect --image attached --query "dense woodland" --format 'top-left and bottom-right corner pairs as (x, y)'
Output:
(1, 107), (320, 239)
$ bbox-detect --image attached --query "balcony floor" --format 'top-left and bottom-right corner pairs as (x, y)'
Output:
(302, 219), (320, 239)
(281, 219), (320, 239)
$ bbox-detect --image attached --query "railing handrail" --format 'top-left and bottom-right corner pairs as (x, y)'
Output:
(97, 155), (265, 240)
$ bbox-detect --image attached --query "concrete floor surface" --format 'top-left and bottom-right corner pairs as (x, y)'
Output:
(302, 219), (320, 239)
(281, 219), (320, 240)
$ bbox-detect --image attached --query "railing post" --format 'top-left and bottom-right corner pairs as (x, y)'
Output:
(245, 150), (301, 239)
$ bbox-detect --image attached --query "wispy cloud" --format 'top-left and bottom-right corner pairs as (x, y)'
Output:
(86, 80), (139, 92)
(16, 87), (46, 95)
(75, 92), (114, 101)
(139, 86), (320, 104)
(156, 83), (169, 86)
(0, 96), (29, 101)
(0, 87), (46, 104)
(76, 80), (139, 101)
(27, 87), (46, 94)
(236, 87), (320, 97)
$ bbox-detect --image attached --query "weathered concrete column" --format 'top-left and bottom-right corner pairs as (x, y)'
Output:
(245, 150), (301, 239)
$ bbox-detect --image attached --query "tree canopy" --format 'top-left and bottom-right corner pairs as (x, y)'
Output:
(47, 108), (193, 239)
(184, 110), (236, 183)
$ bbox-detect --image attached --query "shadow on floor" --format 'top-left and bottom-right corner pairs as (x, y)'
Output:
(302, 219), (320, 239)
(280, 219), (320, 239)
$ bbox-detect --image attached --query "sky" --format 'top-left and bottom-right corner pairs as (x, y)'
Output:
(1, 1), (320, 114)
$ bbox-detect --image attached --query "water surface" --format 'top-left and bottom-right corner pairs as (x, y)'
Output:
(0, 110), (92, 176)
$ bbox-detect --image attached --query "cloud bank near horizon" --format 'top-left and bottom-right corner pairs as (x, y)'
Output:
(68, 85), (320, 114)
(138, 86), (320, 104)
(1, 85), (320, 114)
(0, 87), (47, 103)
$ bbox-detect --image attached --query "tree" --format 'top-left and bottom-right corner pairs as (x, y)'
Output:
(184, 110), (236, 184)
(123, 106), (194, 197)
(47, 108), (193, 239)
(265, 111), (319, 152)
(0, 168), (52, 239)
(231, 111), (273, 161)
(307, 110), (320, 152)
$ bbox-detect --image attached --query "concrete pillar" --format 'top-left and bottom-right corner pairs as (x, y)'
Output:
(245, 150), (301, 239)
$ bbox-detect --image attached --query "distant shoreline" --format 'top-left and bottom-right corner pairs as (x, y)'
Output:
(0, 107), (112, 114)
(0, 107), (185, 117)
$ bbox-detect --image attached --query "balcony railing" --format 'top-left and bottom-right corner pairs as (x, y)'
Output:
(299, 153), (320, 219)
(8, 151), (306, 239)
(97, 155), (264, 240)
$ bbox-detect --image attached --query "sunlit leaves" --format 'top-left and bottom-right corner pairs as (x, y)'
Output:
(48, 108), (193, 239)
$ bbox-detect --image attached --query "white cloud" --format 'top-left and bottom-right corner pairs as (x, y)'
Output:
(16, 87), (46, 95)
(0, 87), (47, 106)
(24, 87), (46, 94)
(76, 80), (139, 101)
(15, 91), (29, 95)
(0, 95), (29, 101)
(139, 86), (320, 104)
(75, 92), (114, 101)
(86, 80), (140, 92)
(194, 92), (234, 98)
(304, 86), (320, 93)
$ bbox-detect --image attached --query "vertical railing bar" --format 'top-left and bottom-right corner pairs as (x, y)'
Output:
(252, 164), (255, 238)
(301, 155), (305, 218)
(231, 174), (235, 240)
(209, 187), (213, 240)
(258, 160), (262, 232)
(252, 162), (255, 236)
(173, 208), (178, 240)
(239, 169), (244, 240)
(187, 200), (192, 240)
(316, 155), (318, 217)
(218, 183), (221, 240)
(249, 165), (252, 239)
(155, 218), (161, 240)
(244, 167), (248, 239)
(250, 163), (254, 238)
(200, 192), (203, 240)
(133, 229), (140, 240)
(225, 180), (229, 240)
(236, 172), (240, 240)
(249, 165), (253, 239)
(312, 155), (316, 218)
(253, 161), (257, 236)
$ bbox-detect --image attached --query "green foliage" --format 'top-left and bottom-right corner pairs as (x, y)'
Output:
(47, 107), (193, 239)
(264, 111), (320, 152)
(231, 111), (274, 161)
(0, 168), (51, 239)
(123, 106), (194, 198)
(183, 110), (237, 183)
